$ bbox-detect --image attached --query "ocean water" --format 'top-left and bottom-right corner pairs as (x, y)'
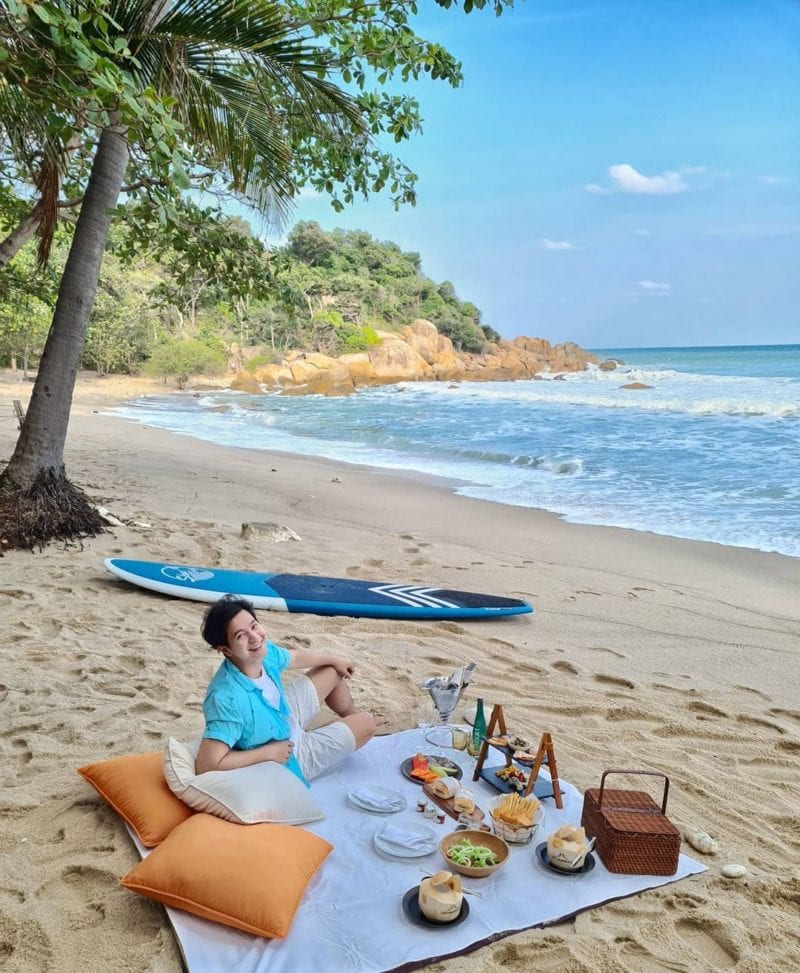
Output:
(111, 344), (800, 558)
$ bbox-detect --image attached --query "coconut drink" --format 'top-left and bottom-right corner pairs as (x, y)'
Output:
(546, 825), (593, 870)
(418, 870), (463, 922)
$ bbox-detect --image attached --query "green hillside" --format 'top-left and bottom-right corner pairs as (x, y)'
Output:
(0, 204), (500, 381)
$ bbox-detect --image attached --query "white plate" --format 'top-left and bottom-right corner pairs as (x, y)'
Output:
(374, 823), (438, 859)
(347, 787), (407, 814)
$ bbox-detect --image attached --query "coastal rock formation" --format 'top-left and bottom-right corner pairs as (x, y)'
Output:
(232, 320), (604, 396)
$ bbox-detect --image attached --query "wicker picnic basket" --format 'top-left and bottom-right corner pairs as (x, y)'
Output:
(581, 769), (680, 875)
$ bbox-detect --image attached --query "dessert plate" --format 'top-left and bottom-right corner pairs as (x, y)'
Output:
(373, 822), (438, 859)
(347, 786), (407, 813)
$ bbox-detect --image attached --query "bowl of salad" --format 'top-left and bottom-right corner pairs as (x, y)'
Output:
(439, 830), (509, 878)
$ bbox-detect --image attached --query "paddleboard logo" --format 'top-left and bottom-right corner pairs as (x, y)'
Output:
(368, 584), (459, 609)
(161, 566), (215, 583)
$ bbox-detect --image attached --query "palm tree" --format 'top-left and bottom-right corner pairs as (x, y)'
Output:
(0, 0), (362, 548)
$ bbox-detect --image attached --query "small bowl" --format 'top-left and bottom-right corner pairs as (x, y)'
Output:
(439, 829), (509, 878)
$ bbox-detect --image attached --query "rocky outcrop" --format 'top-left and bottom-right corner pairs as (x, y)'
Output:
(229, 320), (604, 396)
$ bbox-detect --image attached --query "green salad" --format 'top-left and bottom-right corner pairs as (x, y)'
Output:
(446, 838), (498, 868)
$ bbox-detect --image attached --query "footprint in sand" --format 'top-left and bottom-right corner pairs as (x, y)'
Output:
(491, 940), (572, 971)
(734, 684), (771, 701)
(663, 889), (708, 910)
(613, 937), (661, 973)
(687, 701), (728, 719)
(0, 911), (52, 971)
(551, 660), (580, 675)
(513, 661), (548, 677)
(594, 674), (636, 690)
(433, 621), (467, 636)
(675, 916), (739, 969)
(591, 645), (627, 658)
(736, 714), (785, 734)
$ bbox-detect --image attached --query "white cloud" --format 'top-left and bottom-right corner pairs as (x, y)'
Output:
(609, 164), (688, 195)
(762, 175), (790, 186)
(634, 228), (651, 236)
(584, 183), (610, 195)
(638, 280), (671, 296)
(539, 238), (575, 250)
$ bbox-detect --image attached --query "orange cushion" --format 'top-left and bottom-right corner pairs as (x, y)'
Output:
(120, 814), (333, 938)
(77, 752), (194, 847)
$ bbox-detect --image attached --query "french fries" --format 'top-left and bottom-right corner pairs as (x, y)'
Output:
(491, 792), (541, 828)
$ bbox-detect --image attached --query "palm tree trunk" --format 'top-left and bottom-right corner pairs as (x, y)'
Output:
(0, 127), (128, 548)
(4, 126), (128, 486)
(0, 210), (39, 269)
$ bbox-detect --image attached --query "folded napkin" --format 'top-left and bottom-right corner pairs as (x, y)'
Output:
(379, 826), (435, 850)
(351, 788), (403, 810)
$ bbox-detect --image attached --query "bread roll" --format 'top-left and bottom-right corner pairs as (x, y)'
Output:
(430, 777), (460, 799)
(453, 787), (475, 814)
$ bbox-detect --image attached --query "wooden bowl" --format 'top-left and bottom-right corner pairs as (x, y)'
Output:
(439, 829), (509, 878)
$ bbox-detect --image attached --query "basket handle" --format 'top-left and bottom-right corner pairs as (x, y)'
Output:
(597, 769), (670, 813)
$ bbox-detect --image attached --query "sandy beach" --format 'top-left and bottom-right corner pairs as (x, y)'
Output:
(1, 370), (799, 972)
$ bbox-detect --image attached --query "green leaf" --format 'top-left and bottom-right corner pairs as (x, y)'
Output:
(172, 161), (192, 190)
(30, 5), (51, 24)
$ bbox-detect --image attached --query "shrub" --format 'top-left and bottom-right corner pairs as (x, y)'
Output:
(144, 339), (227, 388)
(244, 352), (276, 372)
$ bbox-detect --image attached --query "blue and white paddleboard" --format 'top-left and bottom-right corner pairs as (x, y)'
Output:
(104, 559), (533, 621)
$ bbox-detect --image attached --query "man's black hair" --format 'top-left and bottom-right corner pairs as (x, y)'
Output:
(201, 594), (257, 648)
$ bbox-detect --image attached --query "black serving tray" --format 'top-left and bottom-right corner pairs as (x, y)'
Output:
(477, 764), (556, 800)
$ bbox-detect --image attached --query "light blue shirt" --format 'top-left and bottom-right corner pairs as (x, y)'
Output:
(202, 643), (307, 785)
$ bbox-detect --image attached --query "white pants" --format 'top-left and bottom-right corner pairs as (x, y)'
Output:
(284, 675), (357, 781)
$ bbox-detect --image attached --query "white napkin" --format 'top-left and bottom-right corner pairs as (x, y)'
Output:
(378, 825), (435, 850)
(351, 788), (403, 810)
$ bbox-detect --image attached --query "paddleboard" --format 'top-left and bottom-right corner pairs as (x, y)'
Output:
(104, 558), (533, 621)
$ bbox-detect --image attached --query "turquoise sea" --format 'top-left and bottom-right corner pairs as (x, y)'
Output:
(113, 344), (800, 558)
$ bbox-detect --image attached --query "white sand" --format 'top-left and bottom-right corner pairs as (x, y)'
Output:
(1, 372), (799, 972)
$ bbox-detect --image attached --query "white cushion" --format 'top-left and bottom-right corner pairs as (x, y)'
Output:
(163, 738), (324, 826)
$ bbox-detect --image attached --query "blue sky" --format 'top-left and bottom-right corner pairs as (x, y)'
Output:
(276, 0), (800, 348)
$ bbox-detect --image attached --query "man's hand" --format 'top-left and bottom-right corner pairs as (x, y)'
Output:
(330, 656), (356, 679)
(265, 739), (294, 764)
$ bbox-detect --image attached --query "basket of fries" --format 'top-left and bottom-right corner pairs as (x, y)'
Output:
(489, 793), (544, 845)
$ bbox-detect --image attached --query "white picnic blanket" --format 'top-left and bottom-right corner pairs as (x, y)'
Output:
(127, 729), (705, 973)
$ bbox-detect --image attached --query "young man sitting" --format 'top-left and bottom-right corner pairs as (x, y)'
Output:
(195, 594), (376, 783)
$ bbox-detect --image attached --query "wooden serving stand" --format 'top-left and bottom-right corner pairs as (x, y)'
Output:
(472, 704), (563, 809)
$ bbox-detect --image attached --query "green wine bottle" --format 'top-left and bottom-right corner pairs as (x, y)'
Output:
(470, 698), (487, 755)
